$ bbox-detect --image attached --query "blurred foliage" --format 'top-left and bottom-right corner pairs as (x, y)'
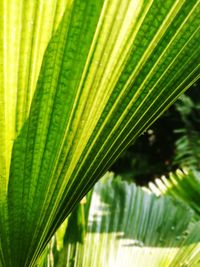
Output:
(149, 169), (200, 220)
(110, 79), (200, 185)
(38, 171), (200, 267)
(174, 95), (200, 170)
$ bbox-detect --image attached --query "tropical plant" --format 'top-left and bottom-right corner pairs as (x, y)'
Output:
(0, 0), (200, 266)
(38, 171), (200, 267)
(173, 93), (200, 169)
(149, 169), (200, 218)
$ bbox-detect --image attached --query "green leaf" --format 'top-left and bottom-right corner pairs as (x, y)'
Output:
(170, 223), (200, 267)
(42, 173), (200, 267)
(173, 94), (200, 169)
(149, 169), (200, 219)
(0, 1), (69, 266)
(0, 0), (68, 191)
(0, 0), (200, 266)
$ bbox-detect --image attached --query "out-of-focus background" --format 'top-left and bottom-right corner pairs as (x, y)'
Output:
(110, 79), (200, 185)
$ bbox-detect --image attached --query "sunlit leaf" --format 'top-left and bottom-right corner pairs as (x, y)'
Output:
(0, 0), (200, 266)
(149, 169), (200, 219)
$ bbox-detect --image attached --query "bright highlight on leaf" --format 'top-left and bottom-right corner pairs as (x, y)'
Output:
(0, 0), (200, 266)
(149, 169), (200, 219)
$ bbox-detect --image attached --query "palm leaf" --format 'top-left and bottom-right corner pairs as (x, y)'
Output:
(0, 0), (200, 266)
(149, 169), (200, 218)
(40, 172), (200, 267)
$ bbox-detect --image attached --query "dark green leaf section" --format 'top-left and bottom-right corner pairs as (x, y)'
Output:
(4, 1), (104, 266)
(39, 173), (200, 267)
(0, 0), (200, 266)
(149, 169), (200, 219)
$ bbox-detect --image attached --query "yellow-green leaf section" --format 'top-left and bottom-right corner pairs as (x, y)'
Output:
(0, 0), (200, 266)
(0, 0), (69, 190)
